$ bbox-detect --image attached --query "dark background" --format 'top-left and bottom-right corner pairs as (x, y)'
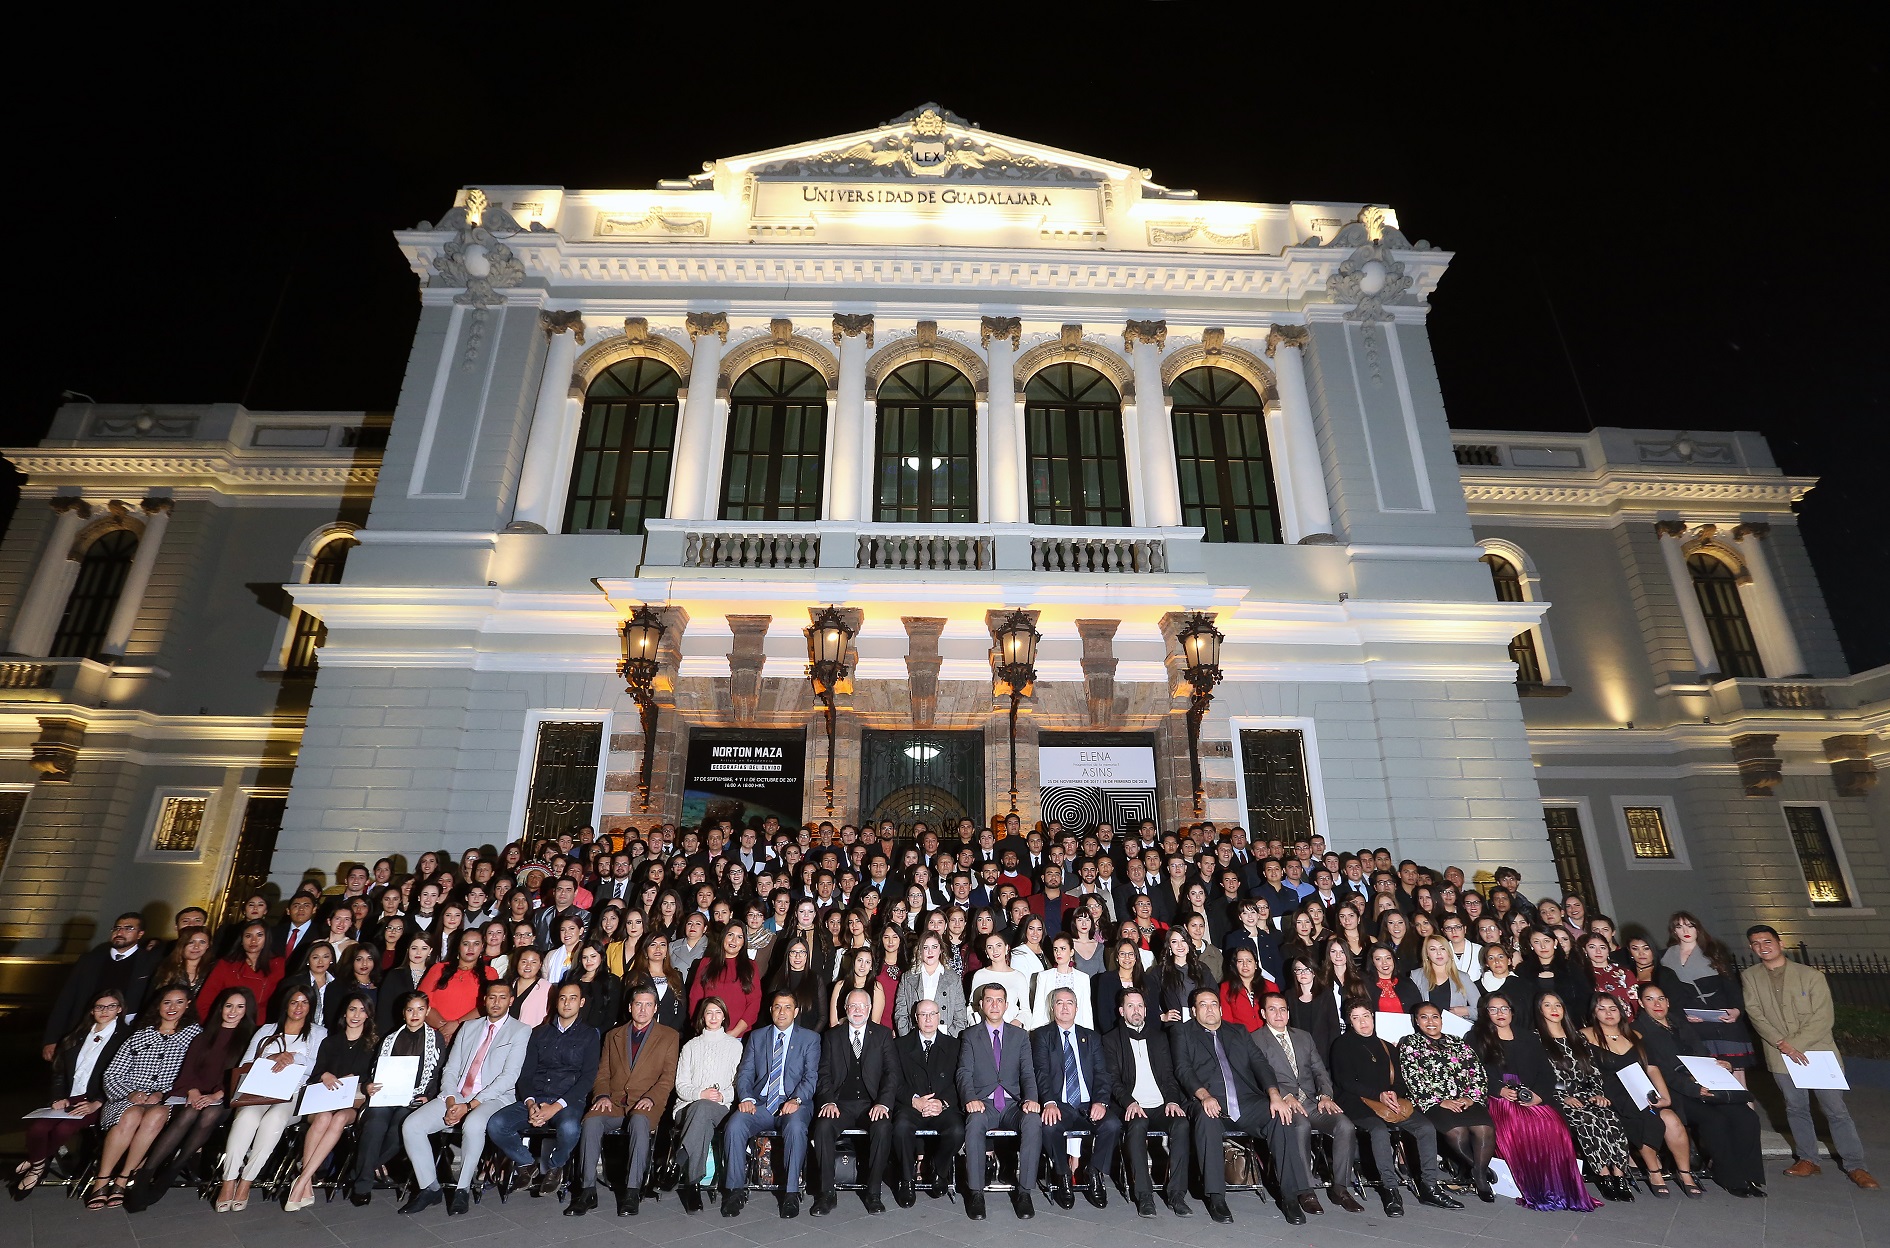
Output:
(7, 20), (1884, 668)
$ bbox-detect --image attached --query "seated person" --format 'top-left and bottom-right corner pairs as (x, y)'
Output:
(1029, 985), (1121, 1210)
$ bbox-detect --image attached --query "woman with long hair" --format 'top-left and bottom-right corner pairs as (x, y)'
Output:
(567, 943), (621, 1030)
(1469, 992), (1597, 1211)
(197, 920), (281, 1024)
(1366, 943), (1421, 1015)
(501, 885), (534, 929)
(153, 927), (214, 1001)
(14, 990), (127, 1199)
(1155, 927), (1207, 1026)
(630, 931), (686, 1032)
(873, 924), (906, 1027)
(892, 931), (964, 1035)
(1625, 936), (1659, 986)
(968, 932), (1028, 1026)
(1657, 911), (1754, 1081)
(1091, 937), (1147, 1035)
(375, 915), (409, 972)
(507, 948), (554, 1026)
(829, 946), (885, 1027)
(652, 888), (684, 938)
(762, 935), (825, 1032)
(1027, 933), (1092, 1029)
(1013, 914), (1049, 978)
(90, 986), (200, 1209)
(377, 929), (437, 1036)
(282, 995), (376, 1210)
(592, 905), (630, 976)
(1287, 956), (1341, 1058)
(1585, 992), (1698, 1198)
(1517, 927), (1591, 1024)
(418, 929), (494, 1042)
(1067, 907), (1104, 974)
(348, 990), (442, 1206)
(1218, 947), (1268, 1033)
(1635, 984), (1766, 1197)
(1375, 910), (1411, 969)
(1412, 934), (1479, 1020)
(670, 996), (744, 1211)
(1534, 993), (1634, 1200)
(742, 901), (777, 981)
(1332, 903), (1370, 962)
(1399, 1001), (1496, 1202)
(692, 922), (761, 1037)
(479, 919), (512, 980)
(1580, 932), (1640, 1020)
(216, 986), (322, 1212)
(1320, 936), (1367, 1022)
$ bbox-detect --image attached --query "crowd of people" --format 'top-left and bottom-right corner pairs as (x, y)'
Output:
(14, 813), (1877, 1227)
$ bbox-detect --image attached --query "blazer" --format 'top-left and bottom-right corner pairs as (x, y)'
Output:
(1171, 1019), (1276, 1116)
(516, 1018), (601, 1109)
(1099, 1021), (1187, 1112)
(891, 964), (966, 1036)
(1222, 928), (1285, 987)
(955, 1018), (1038, 1108)
(733, 1022), (821, 1107)
(1252, 1023), (1336, 1104)
(43, 943), (163, 1044)
(438, 1013), (531, 1106)
(1031, 1021), (1112, 1107)
(1740, 958), (1837, 1074)
(815, 1020), (902, 1110)
(46, 1019), (130, 1103)
(587, 1021), (679, 1119)
(894, 1028), (961, 1112)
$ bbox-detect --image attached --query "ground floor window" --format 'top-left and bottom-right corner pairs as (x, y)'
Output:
(524, 721), (604, 843)
(1238, 729), (1314, 842)
(1783, 804), (1852, 907)
(1543, 805), (1596, 908)
(1623, 805), (1675, 859)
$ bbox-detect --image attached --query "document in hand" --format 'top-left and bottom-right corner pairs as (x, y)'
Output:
(1439, 1013), (1472, 1038)
(22, 1106), (87, 1120)
(1374, 1012), (1415, 1042)
(299, 1076), (360, 1115)
(1784, 1051), (1849, 1090)
(1615, 1061), (1659, 1107)
(369, 1056), (420, 1107)
(1678, 1056), (1746, 1092)
(236, 1060), (306, 1103)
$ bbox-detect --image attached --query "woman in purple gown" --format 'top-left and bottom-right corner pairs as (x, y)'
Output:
(1469, 992), (1601, 1211)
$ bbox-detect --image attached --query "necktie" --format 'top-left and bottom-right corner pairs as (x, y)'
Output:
(460, 1020), (497, 1098)
(922, 1039), (932, 1056)
(1274, 1029), (1295, 1070)
(285, 926), (301, 958)
(765, 1030), (787, 1112)
(1211, 1029), (1241, 1120)
(990, 1027), (1006, 1111)
(1062, 1032), (1080, 1104)
(852, 1030), (862, 1060)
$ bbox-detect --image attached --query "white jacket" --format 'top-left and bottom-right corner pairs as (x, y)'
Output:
(672, 1029), (744, 1114)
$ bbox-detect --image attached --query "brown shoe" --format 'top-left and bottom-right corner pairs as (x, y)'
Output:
(1328, 1186), (1365, 1213)
(1784, 1159), (1822, 1178)
(1298, 1192), (1324, 1215)
(1850, 1169), (1879, 1190)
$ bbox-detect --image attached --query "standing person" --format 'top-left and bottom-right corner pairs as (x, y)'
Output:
(216, 987), (323, 1212)
(418, 930), (494, 1043)
(890, 999), (965, 1207)
(399, 980), (529, 1216)
(1740, 925), (1875, 1188)
(1099, 988), (1193, 1218)
(377, 931), (437, 1037)
(14, 990), (128, 1198)
(1659, 913), (1754, 1083)
(573, 985), (676, 1217)
(195, 921), (281, 1025)
(44, 914), (162, 1057)
(1252, 992), (1363, 1214)
(810, 987), (901, 1216)
(348, 991), (443, 1206)
(891, 932), (965, 1036)
(1030, 986), (1120, 1210)
(1330, 1002), (1461, 1216)
(720, 991), (820, 1219)
(1170, 986), (1296, 1225)
(691, 923), (761, 1038)
(488, 983), (600, 1207)
(956, 983), (1041, 1221)
(671, 996), (743, 1213)
(89, 986), (199, 1209)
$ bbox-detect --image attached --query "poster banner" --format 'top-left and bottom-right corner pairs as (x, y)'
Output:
(682, 729), (806, 831)
(1038, 744), (1158, 834)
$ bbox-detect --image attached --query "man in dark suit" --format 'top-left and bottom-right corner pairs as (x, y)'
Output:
(722, 991), (821, 1219)
(271, 893), (318, 968)
(1030, 985), (1121, 1210)
(956, 982), (1040, 1221)
(1171, 986), (1303, 1226)
(533, 876), (586, 948)
(1026, 864), (1073, 933)
(891, 998), (964, 1206)
(810, 988), (901, 1216)
(41, 912), (161, 1056)
(1252, 992), (1362, 1214)
(1256, 858), (1300, 926)
(1101, 987), (1194, 1218)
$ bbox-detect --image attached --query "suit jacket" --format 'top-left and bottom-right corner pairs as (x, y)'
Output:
(1099, 1022), (1186, 1112)
(815, 1020), (901, 1110)
(1222, 928), (1285, 987)
(1741, 958), (1837, 1074)
(587, 1020), (679, 1119)
(733, 1021), (821, 1107)
(1031, 1022), (1113, 1107)
(891, 965), (966, 1036)
(895, 1028), (961, 1112)
(1252, 1024), (1335, 1103)
(43, 943), (162, 1044)
(439, 1013), (531, 1106)
(955, 1019), (1037, 1107)
(1171, 1020), (1277, 1115)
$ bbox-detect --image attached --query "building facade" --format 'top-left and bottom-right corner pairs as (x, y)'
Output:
(0, 107), (1881, 955)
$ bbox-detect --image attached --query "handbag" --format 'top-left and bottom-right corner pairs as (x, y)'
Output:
(1361, 1038), (1413, 1123)
(230, 1035), (293, 1107)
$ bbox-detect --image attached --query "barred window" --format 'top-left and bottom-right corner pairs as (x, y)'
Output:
(1543, 806), (1597, 909)
(1784, 805), (1851, 907)
(1623, 806), (1675, 859)
(1687, 553), (1763, 678)
(51, 529), (138, 659)
(524, 721), (603, 843)
(152, 796), (208, 854)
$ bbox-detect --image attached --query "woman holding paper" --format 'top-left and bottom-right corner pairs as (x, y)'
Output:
(1585, 993), (1700, 1198)
(13, 989), (128, 1199)
(124, 988), (258, 1211)
(282, 996), (377, 1210)
(348, 991), (443, 1206)
(1635, 985), (1766, 1196)
(90, 987), (201, 1209)
(1469, 993), (1599, 1211)
(1410, 936), (1478, 1020)
(215, 986), (325, 1212)
(1657, 913), (1754, 1083)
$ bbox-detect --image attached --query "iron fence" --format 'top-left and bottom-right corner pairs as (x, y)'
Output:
(1736, 944), (1890, 1011)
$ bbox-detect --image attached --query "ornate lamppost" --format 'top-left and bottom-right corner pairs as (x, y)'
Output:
(617, 604), (667, 812)
(804, 605), (854, 818)
(990, 609), (1041, 817)
(1176, 612), (1225, 817)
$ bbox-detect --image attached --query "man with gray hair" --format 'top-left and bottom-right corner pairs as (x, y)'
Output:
(1030, 986), (1121, 1210)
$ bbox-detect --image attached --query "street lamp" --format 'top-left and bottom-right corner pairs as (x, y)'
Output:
(804, 605), (854, 818)
(617, 604), (667, 812)
(991, 609), (1041, 817)
(1176, 612), (1225, 817)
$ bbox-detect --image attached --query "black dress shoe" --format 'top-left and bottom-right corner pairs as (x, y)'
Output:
(616, 1188), (640, 1216)
(535, 1171), (562, 1198)
(722, 1189), (747, 1218)
(861, 1190), (886, 1215)
(1085, 1180), (1108, 1209)
(1476, 1183), (1496, 1203)
(1167, 1194), (1194, 1217)
(507, 1164), (537, 1196)
(894, 1181), (916, 1209)
(679, 1183), (704, 1213)
(964, 1191), (987, 1220)
(810, 1191), (835, 1216)
(563, 1186), (591, 1216)
(779, 1192), (800, 1218)
(1418, 1184), (1463, 1210)
(1136, 1193), (1158, 1217)
(399, 1186), (442, 1215)
(348, 1190), (371, 1208)
(1048, 1180), (1075, 1210)
(1206, 1194), (1233, 1223)
(1010, 1188), (1035, 1219)
(1299, 1191), (1325, 1215)
(1329, 1185), (1365, 1213)
(1280, 1197), (1307, 1225)
(1381, 1189), (1405, 1218)
(1748, 1183), (1767, 1198)
(448, 1189), (472, 1216)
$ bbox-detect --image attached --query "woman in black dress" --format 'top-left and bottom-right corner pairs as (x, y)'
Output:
(1635, 984), (1765, 1196)
(1516, 928), (1590, 1023)
(1330, 1001), (1461, 1215)
(1286, 957), (1341, 1061)
(1656, 913), (1755, 1085)
(1584, 992), (1698, 1197)
(1534, 992), (1635, 1200)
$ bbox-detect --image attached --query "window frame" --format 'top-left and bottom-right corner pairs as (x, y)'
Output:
(719, 360), (829, 522)
(1227, 715), (1332, 843)
(1024, 362), (1131, 527)
(1779, 801), (1865, 913)
(562, 356), (682, 535)
(1476, 539), (1561, 687)
(50, 527), (139, 659)
(137, 786), (224, 865)
(1168, 365), (1282, 544)
(505, 710), (613, 845)
(1686, 550), (1764, 678)
(1608, 794), (1692, 871)
(873, 360), (978, 523)
(1539, 797), (1615, 918)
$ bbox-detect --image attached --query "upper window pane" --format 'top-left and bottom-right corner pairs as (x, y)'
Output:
(722, 360), (827, 522)
(51, 529), (138, 659)
(876, 361), (977, 523)
(1687, 553), (1764, 678)
(565, 357), (681, 535)
(1026, 363), (1128, 527)
(1169, 367), (1279, 543)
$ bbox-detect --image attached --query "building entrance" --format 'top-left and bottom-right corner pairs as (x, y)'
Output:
(859, 729), (984, 831)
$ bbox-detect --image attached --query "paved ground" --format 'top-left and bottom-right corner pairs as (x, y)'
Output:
(15, 1091), (1889, 1248)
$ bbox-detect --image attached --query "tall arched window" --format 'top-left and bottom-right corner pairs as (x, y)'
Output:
(875, 361), (976, 522)
(1688, 552), (1763, 677)
(1025, 363), (1129, 526)
(286, 535), (358, 676)
(721, 360), (827, 522)
(1482, 553), (1544, 684)
(564, 357), (680, 535)
(1170, 366), (1281, 543)
(50, 529), (138, 658)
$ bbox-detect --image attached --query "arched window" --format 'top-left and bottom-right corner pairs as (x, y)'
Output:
(1481, 553), (1544, 684)
(50, 529), (138, 659)
(721, 360), (827, 522)
(286, 535), (358, 676)
(1170, 366), (1281, 543)
(1688, 552), (1763, 677)
(564, 357), (680, 535)
(875, 361), (976, 523)
(1025, 363), (1129, 526)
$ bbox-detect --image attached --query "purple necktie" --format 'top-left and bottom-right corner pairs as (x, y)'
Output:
(990, 1027), (1006, 1112)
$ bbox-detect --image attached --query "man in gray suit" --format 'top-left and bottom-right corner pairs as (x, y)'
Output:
(1252, 993), (1364, 1214)
(400, 981), (530, 1215)
(956, 982), (1041, 1221)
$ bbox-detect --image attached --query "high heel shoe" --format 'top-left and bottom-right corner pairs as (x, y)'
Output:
(1645, 1169), (1672, 1198)
(215, 1199), (235, 1213)
(83, 1176), (118, 1209)
(1676, 1172), (1704, 1199)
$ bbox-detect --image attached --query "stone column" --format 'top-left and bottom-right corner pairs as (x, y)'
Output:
(98, 499), (173, 658)
(1076, 618), (1122, 727)
(726, 614), (771, 725)
(1265, 325), (1337, 543)
(508, 312), (585, 533)
(902, 617), (946, 727)
(982, 317), (1022, 523)
(7, 498), (92, 657)
(1733, 523), (1808, 677)
(1655, 521), (1721, 677)
(1126, 320), (1180, 527)
(671, 312), (728, 520)
(828, 315), (874, 521)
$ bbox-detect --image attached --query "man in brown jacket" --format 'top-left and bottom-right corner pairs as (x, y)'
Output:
(572, 986), (680, 1216)
(1740, 925), (1875, 1188)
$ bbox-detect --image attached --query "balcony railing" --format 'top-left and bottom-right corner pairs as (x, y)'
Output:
(1705, 669), (1890, 718)
(643, 520), (1205, 575)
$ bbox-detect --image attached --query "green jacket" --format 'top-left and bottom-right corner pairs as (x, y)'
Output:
(1739, 958), (1837, 1075)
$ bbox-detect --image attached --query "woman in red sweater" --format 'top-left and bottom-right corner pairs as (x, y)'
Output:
(688, 923), (759, 1037)
(196, 923), (281, 1025)
(1218, 946), (1272, 1032)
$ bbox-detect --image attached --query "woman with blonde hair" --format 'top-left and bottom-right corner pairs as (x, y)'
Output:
(1411, 933), (1479, 1020)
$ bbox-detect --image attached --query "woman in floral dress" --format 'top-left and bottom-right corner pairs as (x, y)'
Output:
(1399, 1001), (1497, 1202)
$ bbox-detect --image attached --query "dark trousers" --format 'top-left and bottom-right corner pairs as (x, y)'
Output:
(1039, 1100), (1122, 1187)
(965, 1103), (1042, 1190)
(24, 1110), (98, 1165)
(1121, 1109), (1192, 1200)
(1272, 1108), (1356, 1193)
(351, 1105), (415, 1194)
(811, 1100), (894, 1195)
(1359, 1113), (1440, 1189)
(1688, 1098), (1764, 1189)
(1190, 1108), (1275, 1196)
(891, 1105), (965, 1189)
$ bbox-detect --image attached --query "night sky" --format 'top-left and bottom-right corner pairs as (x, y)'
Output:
(9, 22), (1884, 668)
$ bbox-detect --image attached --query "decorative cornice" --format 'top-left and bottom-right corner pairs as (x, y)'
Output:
(1733, 522), (1771, 540)
(1265, 324), (1310, 356)
(684, 311), (729, 343)
(1459, 476), (1814, 516)
(7, 450), (379, 491)
(831, 313), (875, 346)
(1122, 319), (1167, 352)
(980, 316), (1021, 349)
(540, 310), (586, 343)
(1655, 520), (1689, 538)
(1012, 326), (1135, 399)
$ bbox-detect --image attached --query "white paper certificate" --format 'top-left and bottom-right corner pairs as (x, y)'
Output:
(236, 1060), (306, 1102)
(1679, 1055), (1746, 1091)
(298, 1076), (359, 1115)
(369, 1056), (420, 1107)
(1439, 1013), (1472, 1038)
(1374, 1012), (1415, 1043)
(1614, 1061), (1659, 1107)
(22, 1106), (87, 1120)
(1784, 1051), (1850, 1090)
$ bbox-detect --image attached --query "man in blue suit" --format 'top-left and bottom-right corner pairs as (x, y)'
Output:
(1031, 985), (1122, 1210)
(722, 991), (820, 1219)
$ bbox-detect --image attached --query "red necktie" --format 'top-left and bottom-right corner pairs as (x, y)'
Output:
(285, 927), (300, 958)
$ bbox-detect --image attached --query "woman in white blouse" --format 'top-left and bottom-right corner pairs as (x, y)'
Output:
(541, 913), (585, 986)
(891, 932), (966, 1035)
(215, 986), (325, 1212)
(1028, 934), (1093, 1029)
(670, 996), (745, 1212)
(967, 932), (1028, 1027)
